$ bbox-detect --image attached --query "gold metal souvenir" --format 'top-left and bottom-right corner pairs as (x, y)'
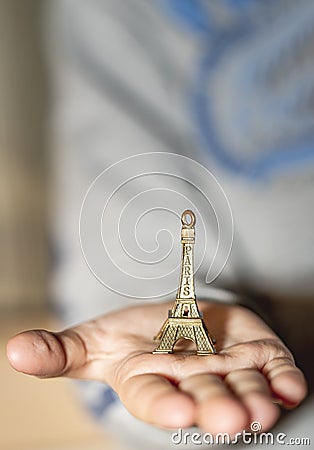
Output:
(153, 210), (216, 355)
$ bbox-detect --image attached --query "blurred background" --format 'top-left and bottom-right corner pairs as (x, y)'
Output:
(0, 1), (118, 448)
(0, 0), (46, 313)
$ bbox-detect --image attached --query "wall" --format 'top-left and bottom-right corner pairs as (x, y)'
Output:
(0, 0), (47, 311)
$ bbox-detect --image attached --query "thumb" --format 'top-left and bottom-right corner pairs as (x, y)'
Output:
(6, 329), (87, 378)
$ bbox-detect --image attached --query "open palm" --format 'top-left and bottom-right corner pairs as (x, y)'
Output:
(7, 301), (307, 435)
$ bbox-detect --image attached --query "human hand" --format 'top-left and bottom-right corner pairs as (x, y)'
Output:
(7, 301), (307, 435)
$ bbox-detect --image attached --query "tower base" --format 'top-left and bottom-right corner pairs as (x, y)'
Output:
(153, 317), (216, 355)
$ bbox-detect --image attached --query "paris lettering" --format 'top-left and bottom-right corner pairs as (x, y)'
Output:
(182, 245), (192, 297)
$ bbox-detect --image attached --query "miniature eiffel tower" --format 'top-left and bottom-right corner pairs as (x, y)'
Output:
(153, 210), (216, 355)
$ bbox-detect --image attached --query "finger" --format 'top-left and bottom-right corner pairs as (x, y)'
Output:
(263, 357), (307, 408)
(179, 374), (249, 435)
(6, 329), (87, 378)
(225, 369), (279, 431)
(118, 374), (195, 428)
